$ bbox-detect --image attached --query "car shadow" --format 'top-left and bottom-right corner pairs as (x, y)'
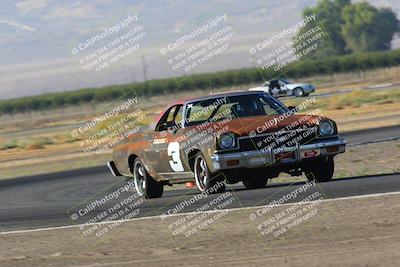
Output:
(227, 172), (400, 193)
(162, 172), (400, 198)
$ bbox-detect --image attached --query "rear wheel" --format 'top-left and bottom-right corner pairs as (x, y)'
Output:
(294, 87), (304, 97)
(305, 157), (334, 183)
(242, 175), (268, 189)
(194, 153), (225, 193)
(133, 158), (163, 198)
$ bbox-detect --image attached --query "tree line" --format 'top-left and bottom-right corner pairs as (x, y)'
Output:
(296, 0), (400, 56)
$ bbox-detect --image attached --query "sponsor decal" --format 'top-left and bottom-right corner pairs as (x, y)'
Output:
(302, 149), (320, 159)
(153, 138), (167, 144)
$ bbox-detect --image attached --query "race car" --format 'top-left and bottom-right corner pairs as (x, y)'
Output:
(107, 90), (346, 198)
(249, 79), (315, 97)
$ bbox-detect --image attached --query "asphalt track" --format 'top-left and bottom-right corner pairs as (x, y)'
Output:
(0, 125), (399, 232)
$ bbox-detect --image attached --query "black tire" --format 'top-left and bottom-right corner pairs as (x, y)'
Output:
(293, 87), (304, 97)
(305, 157), (334, 183)
(242, 175), (268, 189)
(194, 153), (225, 193)
(133, 158), (163, 199)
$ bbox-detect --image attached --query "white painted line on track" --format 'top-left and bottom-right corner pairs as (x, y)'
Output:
(1, 190), (400, 235)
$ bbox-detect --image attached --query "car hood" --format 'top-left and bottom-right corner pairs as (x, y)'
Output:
(209, 114), (322, 136)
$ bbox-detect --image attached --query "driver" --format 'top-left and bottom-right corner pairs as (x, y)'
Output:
(231, 98), (265, 117)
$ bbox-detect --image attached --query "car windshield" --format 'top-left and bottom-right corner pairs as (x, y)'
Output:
(184, 93), (289, 126)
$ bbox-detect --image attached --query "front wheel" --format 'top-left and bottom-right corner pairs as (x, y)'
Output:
(133, 158), (163, 198)
(194, 153), (225, 193)
(305, 157), (334, 183)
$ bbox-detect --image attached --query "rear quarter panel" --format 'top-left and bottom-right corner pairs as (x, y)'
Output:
(112, 132), (152, 177)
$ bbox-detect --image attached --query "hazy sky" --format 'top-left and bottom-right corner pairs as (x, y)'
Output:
(0, 0), (399, 99)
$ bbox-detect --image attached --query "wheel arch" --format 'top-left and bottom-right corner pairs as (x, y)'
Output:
(187, 149), (201, 172)
(128, 154), (139, 173)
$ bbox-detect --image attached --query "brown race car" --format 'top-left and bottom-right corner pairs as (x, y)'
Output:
(107, 90), (346, 198)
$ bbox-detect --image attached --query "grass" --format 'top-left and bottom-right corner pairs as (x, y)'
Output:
(25, 137), (55, 150)
(0, 139), (18, 150)
(90, 112), (150, 137)
(1, 135), (72, 151)
(54, 133), (81, 144)
(283, 89), (400, 111)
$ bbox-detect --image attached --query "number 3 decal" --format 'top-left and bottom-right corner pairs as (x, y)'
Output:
(167, 142), (184, 172)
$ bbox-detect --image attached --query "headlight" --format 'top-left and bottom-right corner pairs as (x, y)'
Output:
(218, 133), (236, 149)
(319, 120), (334, 136)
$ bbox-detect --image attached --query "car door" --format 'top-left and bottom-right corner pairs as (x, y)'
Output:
(148, 105), (192, 180)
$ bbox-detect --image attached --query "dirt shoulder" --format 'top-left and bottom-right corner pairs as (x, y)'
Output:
(1, 193), (400, 267)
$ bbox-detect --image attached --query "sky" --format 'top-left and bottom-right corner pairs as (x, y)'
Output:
(0, 0), (399, 99)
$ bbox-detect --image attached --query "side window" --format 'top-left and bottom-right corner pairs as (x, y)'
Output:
(174, 105), (183, 127)
(166, 106), (178, 122)
(155, 105), (183, 131)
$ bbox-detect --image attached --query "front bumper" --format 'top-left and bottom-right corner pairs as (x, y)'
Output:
(305, 86), (315, 94)
(210, 138), (346, 171)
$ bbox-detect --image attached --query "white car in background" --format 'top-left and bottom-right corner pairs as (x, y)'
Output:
(249, 79), (315, 97)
